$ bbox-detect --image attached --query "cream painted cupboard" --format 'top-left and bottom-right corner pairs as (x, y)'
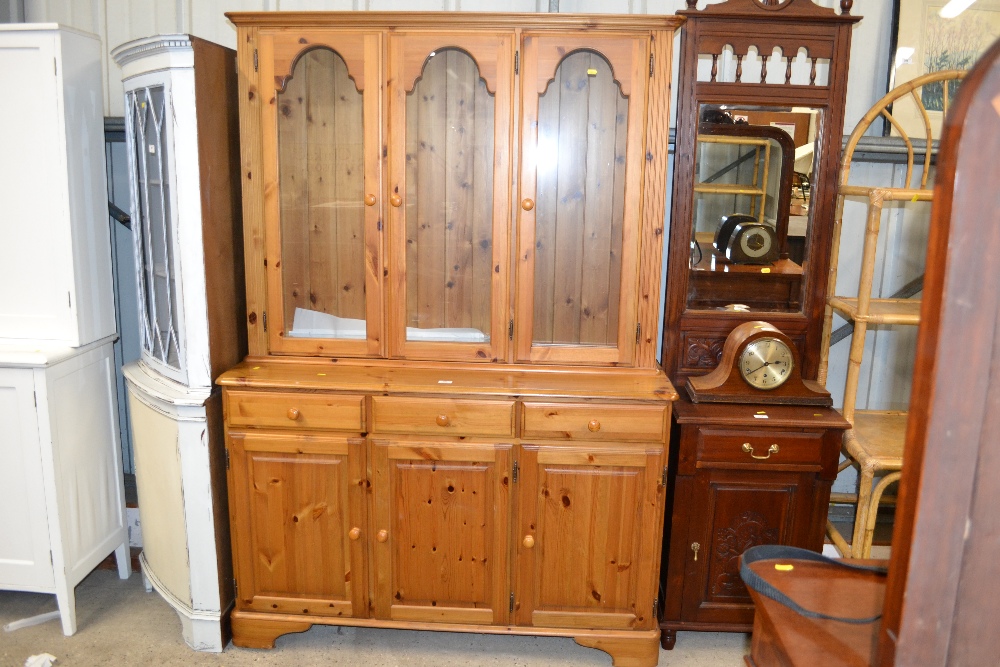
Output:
(221, 12), (681, 666)
(112, 34), (245, 651)
(0, 341), (130, 635)
(0, 25), (115, 348)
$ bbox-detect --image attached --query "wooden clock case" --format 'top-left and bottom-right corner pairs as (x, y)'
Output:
(657, 0), (857, 650)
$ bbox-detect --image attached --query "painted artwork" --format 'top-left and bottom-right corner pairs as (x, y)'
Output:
(890, 0), (1000, 139)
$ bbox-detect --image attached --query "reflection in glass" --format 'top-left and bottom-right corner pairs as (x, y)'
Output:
(278, 48), (366, 339)
(533, 51), (628, 346)
(404, 48), (495, 343)
(687, 105), (819, 313)
(127, 86), (180, 369)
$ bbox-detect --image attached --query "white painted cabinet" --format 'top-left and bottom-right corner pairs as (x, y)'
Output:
(0, 25), (115, 347)
(113, 34), (245, 652)
(0, 341), (131, 636)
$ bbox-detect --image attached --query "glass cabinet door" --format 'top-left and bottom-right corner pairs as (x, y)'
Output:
(125, 83), (185, 382)
(515, 35), (649, 365)
(386, 34), (513, 362)
(259, 32), (382, 356)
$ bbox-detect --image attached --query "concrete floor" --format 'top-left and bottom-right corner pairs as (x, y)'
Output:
(1, 570), (750, 666)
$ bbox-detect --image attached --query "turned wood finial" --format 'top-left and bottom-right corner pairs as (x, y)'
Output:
(841, 0), (853, 13)
(686, 0), (697, 9)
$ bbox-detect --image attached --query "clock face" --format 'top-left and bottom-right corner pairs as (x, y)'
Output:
(739, 337), (794, 390)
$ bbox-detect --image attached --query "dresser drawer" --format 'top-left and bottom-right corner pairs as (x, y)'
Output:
(522, 402), (666, 441)
(226, 390), (364, 431)
(370, 396), (515, 438)
(696, 428), (825, 468)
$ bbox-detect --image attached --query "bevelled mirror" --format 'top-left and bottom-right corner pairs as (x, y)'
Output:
(661, 0), (860, 383)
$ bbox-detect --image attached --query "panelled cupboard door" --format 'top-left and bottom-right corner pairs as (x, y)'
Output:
(386, 33), (514, 362)
(514, 444), (663, 630)
(515, 34), (651, 366)
(372, 440), (511, 625)
(258, 30), (384, 358)
(679, 468), (817, 625)
(226, 431), (368, 619)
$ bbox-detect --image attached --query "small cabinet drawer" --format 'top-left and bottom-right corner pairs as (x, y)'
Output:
(521, 402), (666, 441)
(226, 390), (364, 431)
(371, 396), (515, 438)
(696, 429), (825, 468)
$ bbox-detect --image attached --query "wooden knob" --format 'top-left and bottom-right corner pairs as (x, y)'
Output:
(287, 407), (300, 421)
(588, 419), (601, 432)
(521, 198), (535, 211)
(364, 193), (376, 206)
(523, 535), (535, 549)
(435, 414), (451, 427)
(377, 529), (388, 543)
(349, 527), (361, 541)
(390, 194), (402, 207)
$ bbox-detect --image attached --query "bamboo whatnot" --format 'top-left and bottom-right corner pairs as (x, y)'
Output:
(820, 69), (967, 559)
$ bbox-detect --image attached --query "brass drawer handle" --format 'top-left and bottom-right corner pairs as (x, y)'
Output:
(523, 535), (535, 549)
(287, 407), (301, 421)
(692, 542), (700, 561)
(587, 419), (601, 432)
(349, 527), (361, 541)
(742, 443), (779, 460)
(435, 414), (451, 427)
(521, 198), (534, 211)
(377, 529), (389, 543)
(364, 193), (376, 206)
(390, 194), (402, 207)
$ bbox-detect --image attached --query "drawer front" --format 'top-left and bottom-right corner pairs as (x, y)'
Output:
(371, 396), (515, 438)
(522, 402), (666, 441)
(696, 428), (825, 468)
(226, 390), (364, 431)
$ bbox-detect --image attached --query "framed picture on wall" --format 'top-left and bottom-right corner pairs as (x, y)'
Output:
(886, 0), (1000, 138)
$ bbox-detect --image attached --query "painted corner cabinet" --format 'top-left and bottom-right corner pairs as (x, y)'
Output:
(219, 12), (682, 666)
(112, 34), (246, 652)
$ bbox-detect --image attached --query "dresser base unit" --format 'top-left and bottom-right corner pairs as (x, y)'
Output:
(123, 361), (233, 652)
(658, 399), (848, 650)
(0, 339), (131, 636)
(220, 360), (676, 667)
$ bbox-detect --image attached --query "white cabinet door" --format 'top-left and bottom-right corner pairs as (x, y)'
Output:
(0, 368), (53, 590)
(0, 33), (74, 343)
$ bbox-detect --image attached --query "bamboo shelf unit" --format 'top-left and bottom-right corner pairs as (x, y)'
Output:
(819, 69), (966, 559)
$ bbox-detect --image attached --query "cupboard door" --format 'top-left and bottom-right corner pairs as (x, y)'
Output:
(679, 468), (817, 625)
(372, 439), (512, 624)
(227, 431), (368, 619)
(514, 444), (663, 630)
(515, 34), (650, 365)
(259, 31), (383, 357)
(386, 33), (514, 362)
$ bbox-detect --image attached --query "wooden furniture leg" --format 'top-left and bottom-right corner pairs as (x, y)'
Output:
(660, 629), (676, 650)
(575, 630), (661, 667)
(850, 460), (875, 558)
(861, 471), (901, 558)
(230, 613), (312, 649)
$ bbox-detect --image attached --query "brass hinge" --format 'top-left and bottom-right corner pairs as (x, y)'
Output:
(234, 579), (238, 596)
(508, 319), (514, 340)
(649, 53), (654, 77)
(512, 461), (519, 483)
(636, 322), (642, 343)
(514, 51), (519, 75)
(263, 311), (268, 332)
(254, 49), (258, 72)
(661, 466), (668, 487)
(653, 596), (659, 616)
(509, 592), (515, 612)
(226, 449), (231, 470)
